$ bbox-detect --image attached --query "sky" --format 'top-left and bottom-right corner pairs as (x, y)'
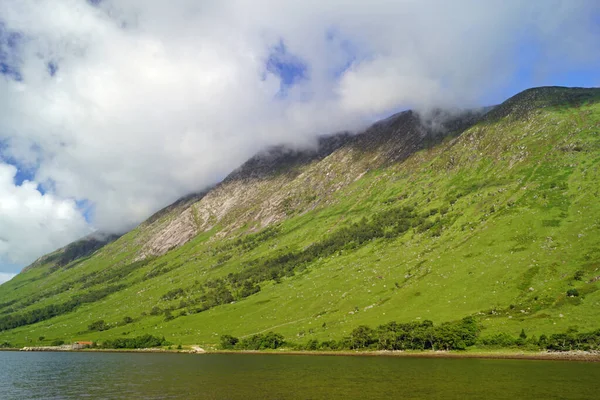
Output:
(1, 0), (600, 283)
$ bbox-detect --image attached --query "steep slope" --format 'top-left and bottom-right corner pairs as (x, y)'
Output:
(137, 108), (481, 259)
(22, 233), (121, 274)
(1, 86), (599, 350)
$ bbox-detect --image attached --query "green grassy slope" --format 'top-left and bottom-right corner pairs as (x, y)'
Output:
(1, 87), (599, 349)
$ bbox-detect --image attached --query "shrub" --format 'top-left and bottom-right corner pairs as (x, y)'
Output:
(519, 329), (527, 339)
(150, 306), (162, 316)
(237, 332), (285, 350)
(259, 332), (285, 349)
(219, 334), (239, 349)
(480, 333), (517, 347)
(319, 340), (339, 350)
(305, 339), (319, 351)
(349, 325), (376, 349)
(88, 319), (107, 331)
(161, 288), (186, 301)
(567, 288), (580, 297)
(101, 334), (170, 349)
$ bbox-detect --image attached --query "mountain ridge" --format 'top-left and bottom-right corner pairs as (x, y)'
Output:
(21, 103), (492, 271)
(127, 105), (489, 261)
(1, 86), (599, 350)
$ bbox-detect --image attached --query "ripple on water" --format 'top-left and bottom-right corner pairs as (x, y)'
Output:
(1, 352), (599, 399)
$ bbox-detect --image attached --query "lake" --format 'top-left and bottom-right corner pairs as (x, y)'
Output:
(0, 351), (598, 399)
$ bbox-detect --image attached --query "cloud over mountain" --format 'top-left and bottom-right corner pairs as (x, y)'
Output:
(0, 0), (599, 270)
(0, 163), (91, 267)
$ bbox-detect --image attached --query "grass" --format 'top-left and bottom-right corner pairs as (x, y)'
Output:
(1, 87), (600, 349)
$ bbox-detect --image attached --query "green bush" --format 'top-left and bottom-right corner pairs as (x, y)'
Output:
(480, 333), (517, 347)
(219, 334), (239, 349)
(88, 319), (107, 331)
(519, 329), (527, 339)
(237, 332), (285, 350)
(350, 325), (376, 349)
(161, 288), (186, 301)
(318, 340), (339, 350)
(150, 306), (162, 316)
(101, 334), (170, 349)
(305, 339), (319, 351)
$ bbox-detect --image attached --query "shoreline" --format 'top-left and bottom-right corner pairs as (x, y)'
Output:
(2, 347), (600, 361)
(212, 349), (600, 362)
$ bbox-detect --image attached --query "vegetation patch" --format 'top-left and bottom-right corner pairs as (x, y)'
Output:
(100, 334), (170, 349)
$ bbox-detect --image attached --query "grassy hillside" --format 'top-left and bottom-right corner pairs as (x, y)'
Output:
(1, 87), (600, 350)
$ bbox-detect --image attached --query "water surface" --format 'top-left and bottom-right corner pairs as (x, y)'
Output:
(0, 351), (598, 399)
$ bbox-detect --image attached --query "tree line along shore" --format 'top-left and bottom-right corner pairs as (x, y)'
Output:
(3, 317), (600, 361)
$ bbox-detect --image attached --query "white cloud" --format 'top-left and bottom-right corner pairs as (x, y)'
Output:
(0, 0), (599, 269)
(0, 272), (16, 285)
(0, 163), (91, 268)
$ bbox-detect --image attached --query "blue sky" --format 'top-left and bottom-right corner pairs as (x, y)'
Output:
(1, 1), (599, 282)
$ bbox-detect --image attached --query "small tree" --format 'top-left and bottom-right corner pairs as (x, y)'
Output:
(150, 306), (162, 316)
(305, 339), (319, 351)
(567, 288), (580, 297)
(350, 325), (375, 349)
(219, 334), (239, 349)
(260, 332), (285, 349)
(519, 329), (527, 340)
(88, 319), (107, 331)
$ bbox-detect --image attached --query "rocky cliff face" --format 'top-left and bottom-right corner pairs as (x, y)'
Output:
(137, 108), (485, 259)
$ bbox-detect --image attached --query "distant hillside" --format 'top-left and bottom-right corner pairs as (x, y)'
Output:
(1, 86), (599, 351)
(23, 233), (120, 273)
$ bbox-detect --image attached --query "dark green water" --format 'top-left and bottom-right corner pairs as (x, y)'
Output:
(0, 352), (598, 399)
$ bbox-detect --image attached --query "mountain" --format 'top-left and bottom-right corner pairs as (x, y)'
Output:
(21, 233), (121, 273)
(1, 86), (599, 350)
